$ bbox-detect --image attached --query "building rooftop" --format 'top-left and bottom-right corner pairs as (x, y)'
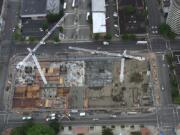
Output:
(20, 0), (47, 17)
(92, 0), (106, 12)
(92, 12), (106, 34)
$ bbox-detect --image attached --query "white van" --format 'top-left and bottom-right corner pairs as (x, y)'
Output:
(63, 2), (67, 9)
(80, 112), (86, 117)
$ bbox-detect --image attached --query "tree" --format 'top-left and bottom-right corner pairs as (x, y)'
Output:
(102, 127), (113, 135)
(11, 122), (34, 135)
(159, 23), (176, 40)
(11, 127), (24, 135)
(94, 33), (100, 40)
(125, 5), (136, 14)
(27, 123), (55, 135)
(104, 33), (112, 40)
(47, 11), (64, 23)
(42, 20), (48, 31)
(122, 33), (129, 41)
(49, 121), (60, 134)
(121, 33), (136, 41)
(128, 34), (136, 40)
(59, 26), (63, 33)
(53, 35), (60, 42)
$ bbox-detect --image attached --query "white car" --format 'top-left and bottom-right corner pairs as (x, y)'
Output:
(93, 118), (99, 121)
(161, 86), (165, 91)
(103, 41), (109, 45)
(46, 116), (56, 121)
(113, 12), (118, 17)
(49, 113), (56, 117)
(63, 2), (67, 9)
(110, 115), (117, 118)
(114, 24), (118, 28)
(12, 27), (16, 32)
(22, 116), (32, 120)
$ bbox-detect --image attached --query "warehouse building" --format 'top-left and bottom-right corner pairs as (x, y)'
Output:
(91, 0), (106, 35)
(20, 0), (60, 19)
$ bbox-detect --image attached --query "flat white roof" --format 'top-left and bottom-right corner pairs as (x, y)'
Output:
(92, 0), (106, 12)
(92, 13), (106, 33)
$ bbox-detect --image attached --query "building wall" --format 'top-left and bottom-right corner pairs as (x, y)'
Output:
(166, 0), (180, 34)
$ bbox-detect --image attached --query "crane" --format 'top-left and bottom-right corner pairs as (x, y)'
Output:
(68, 46), (145, 83)
(16, 14), (69, 85)
(16, 14), (68, 71)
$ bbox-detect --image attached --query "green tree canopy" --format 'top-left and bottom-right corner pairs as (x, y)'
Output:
(94, 33), (100, 40)
(11, 123), (56, 135)
(125, 5), (136, 14)
(159, 23), (176, 40)
(47, 11), (64, 23)
(121, 33), (136, 41)
(27, 123), (55, 135)
(102, 127), (113, 135)
(104, 33), (112, 40)
(42, 20), (49, 31)
(49, 121), (60, 134)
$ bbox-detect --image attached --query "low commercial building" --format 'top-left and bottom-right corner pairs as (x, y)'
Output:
(20, 0), (47, 19)
(20, 0), (60, 19)
(91, 0), (106, 35)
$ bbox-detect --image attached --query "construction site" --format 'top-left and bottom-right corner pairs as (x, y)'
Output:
(8, 48), (160, 112)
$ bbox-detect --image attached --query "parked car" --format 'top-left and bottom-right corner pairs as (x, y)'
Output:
(103, 41), (109, 45)
(22, 116), (32, 120)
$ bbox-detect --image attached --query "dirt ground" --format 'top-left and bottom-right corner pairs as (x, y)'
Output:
(87, 55), (153, 108)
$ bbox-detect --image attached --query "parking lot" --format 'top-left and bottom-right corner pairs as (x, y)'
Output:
(21, 19), (46, 38)
(62, 0), (91, 41)
(106, 0), (120, 39)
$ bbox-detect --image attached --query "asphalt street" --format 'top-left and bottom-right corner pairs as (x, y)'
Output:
(0, 0), (19, 111)
(156, 54), (172, 106)
(146, 0), (161, 33)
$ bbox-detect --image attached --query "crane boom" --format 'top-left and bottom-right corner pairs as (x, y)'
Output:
(31, 54), (47, 84)
(68, 47), (145, 83)
(120, 58), (125, 83)
(68, 46), (122, 57)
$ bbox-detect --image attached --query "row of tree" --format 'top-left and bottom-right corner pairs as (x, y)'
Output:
(11, 121), (60, 135)
(10, 121), (115, 135)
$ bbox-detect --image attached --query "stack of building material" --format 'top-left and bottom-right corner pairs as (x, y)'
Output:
(14, 85), (27, 98)
(56, 88), (69, 96)
(26, 84), (40, 98)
